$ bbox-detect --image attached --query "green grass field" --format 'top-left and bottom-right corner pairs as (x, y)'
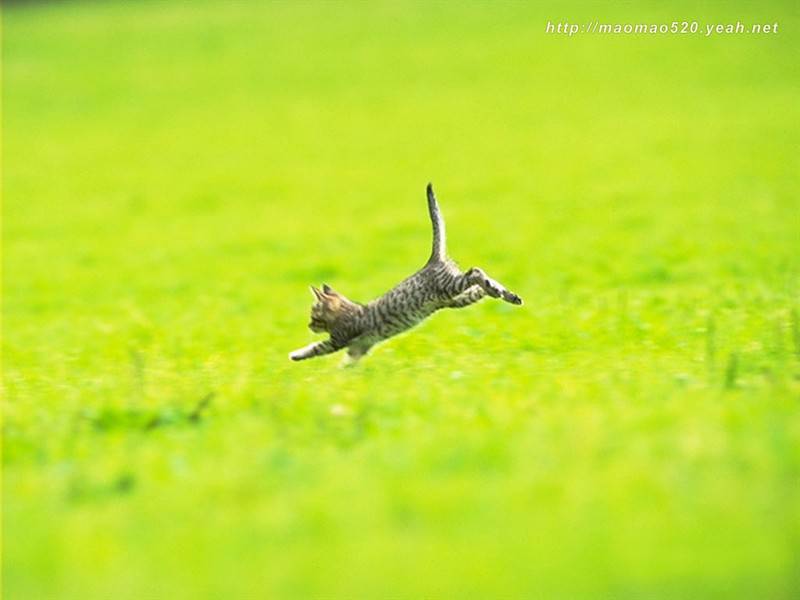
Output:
(3, 1), (800, 598)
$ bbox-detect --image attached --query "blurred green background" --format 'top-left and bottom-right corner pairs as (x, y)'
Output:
(3, 1), (799, 598)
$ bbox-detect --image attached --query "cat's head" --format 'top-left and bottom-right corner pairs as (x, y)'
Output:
(308, 284), (345, 333)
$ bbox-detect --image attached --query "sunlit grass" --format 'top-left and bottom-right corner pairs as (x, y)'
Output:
(3, 1), (799, 598)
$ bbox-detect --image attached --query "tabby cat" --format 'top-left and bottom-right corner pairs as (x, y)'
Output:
(289, 183), (523, 362)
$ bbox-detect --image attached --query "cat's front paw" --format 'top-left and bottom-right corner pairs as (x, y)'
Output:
(289, 350), (304, 361)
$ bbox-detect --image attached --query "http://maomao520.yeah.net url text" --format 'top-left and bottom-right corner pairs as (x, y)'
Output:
(546, 21), (780, 37)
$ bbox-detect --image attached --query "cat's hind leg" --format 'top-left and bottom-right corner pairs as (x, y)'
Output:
(446, 285), (486, 308)
(461, 267), (523, 305)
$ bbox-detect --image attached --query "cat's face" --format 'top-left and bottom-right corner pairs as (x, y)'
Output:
(309, 285), (342, 333)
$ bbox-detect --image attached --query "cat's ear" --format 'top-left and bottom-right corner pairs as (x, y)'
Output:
(310, 286), (324, 301)
(322, 283), (339, 297)
(321, 293), (341, 310)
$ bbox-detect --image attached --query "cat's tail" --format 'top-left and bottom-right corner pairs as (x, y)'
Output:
(427, 183), (446, 263)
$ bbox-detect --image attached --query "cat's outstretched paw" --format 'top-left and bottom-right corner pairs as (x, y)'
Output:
(503, 291), (523, 305)
(289, 350), (304, 361)
(482, 278), (504, 299)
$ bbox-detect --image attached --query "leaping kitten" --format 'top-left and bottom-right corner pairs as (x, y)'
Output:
(289, 183), (523, 362)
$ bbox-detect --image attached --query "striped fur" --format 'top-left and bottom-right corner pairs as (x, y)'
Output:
(289, 183), (522, 362)
(427, 183), (446, 263)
